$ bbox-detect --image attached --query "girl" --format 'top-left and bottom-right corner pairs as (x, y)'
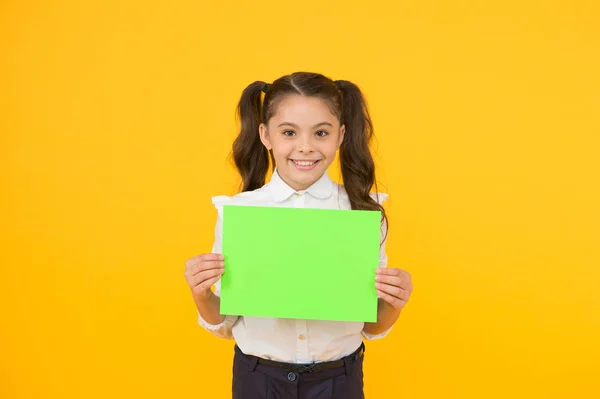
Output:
(184, 72), (413, 399)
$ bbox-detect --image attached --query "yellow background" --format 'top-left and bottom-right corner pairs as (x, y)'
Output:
(1, 1), (599, 398)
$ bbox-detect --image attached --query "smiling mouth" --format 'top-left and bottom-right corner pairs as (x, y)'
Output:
(292, 160), (320, 166)
(290, 159), (321, 170)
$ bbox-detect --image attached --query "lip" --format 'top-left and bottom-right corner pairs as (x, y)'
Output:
(290, 159), (321, 171)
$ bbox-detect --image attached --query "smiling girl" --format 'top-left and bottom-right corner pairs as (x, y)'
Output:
(184, 72), (413, 399)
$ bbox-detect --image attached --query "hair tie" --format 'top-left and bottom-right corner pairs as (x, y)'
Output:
(261, 83), (271, 93)
(334, 80), (342, 89)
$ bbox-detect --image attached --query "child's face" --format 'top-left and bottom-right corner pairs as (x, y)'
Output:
(259, 95), (345, 191)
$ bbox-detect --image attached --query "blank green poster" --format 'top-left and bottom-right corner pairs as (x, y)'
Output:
(220, 205), (381, 322)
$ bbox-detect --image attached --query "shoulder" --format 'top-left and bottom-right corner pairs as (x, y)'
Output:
(335, 184), (389, 205)
(211, 187), (271, 215)
(370, 191), (389, 205)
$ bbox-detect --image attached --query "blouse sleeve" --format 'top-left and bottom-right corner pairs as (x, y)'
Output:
(196, 196), (239, 339)
(362, 192), (393, 340)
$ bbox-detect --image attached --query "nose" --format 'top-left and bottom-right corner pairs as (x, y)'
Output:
(298, 134), (314, 154)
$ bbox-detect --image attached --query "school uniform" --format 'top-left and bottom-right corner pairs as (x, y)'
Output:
(198, 169), (391, 399)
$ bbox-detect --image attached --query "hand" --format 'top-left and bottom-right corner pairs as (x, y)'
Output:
(184, 253), (225, 302)
(375, 268), (413, 310)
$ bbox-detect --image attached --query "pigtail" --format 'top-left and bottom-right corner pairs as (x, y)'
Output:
(336, 80), (388, 240)
(232, 81), (272, 192)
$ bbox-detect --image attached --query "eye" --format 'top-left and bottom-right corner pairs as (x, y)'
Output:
(282, 130), (296, 137)
(315, 130), (329, 137)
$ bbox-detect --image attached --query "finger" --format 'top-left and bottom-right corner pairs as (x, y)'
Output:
(192, 275), (222, 295)
(375, 282), (408, 300)
(375, 267), (401, 276)
(377, 269), (411, 285)
(192, 260), (225, 274)
(376, 289), (406, 310)
(376, 274), (412, 290)
(189, 268), (224, 288)
(186, 253), (224, 267)
(198, 253), (224, 261)
(184, 262), (219, 278)
(376, 267), (410, 278)
(375, 273), (402, 287)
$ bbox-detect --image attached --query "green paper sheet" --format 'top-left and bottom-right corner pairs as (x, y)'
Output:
(220, 205), (381, 322)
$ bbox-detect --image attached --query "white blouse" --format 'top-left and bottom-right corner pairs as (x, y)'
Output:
(198, 169), (392, 363)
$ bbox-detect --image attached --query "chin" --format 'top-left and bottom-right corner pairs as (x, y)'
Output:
(280, 166), (325, 190)
(293, 168), (325, 184)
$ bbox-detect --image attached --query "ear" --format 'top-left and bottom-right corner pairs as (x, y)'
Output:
(259, 123), (272, 150)
(337, 124), (345, 148)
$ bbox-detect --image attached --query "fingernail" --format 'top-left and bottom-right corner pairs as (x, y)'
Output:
(220, 261), (225, 266)
(219, 254), (224, 260)
(375, 275), (380, 281)
(375, 283), (381, 288)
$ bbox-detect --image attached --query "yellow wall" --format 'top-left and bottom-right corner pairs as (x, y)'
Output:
(2, 1), (599, 398)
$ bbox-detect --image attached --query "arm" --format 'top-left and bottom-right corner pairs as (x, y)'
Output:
(363, 298), (402, 336)
(190, 198), (239, 339)
(195, 283), (239, 340)
(360, 197), (413, 338)
(362, 267), (413, 338)
(185, 252), (239, 339)
(195, 290), (226, 325)
(363, 200), (410, 339)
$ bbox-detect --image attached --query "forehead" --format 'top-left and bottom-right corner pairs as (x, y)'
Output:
(270, 95), (339, 125)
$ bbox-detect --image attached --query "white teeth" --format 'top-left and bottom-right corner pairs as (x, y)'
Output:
(294, 160), (316, 166)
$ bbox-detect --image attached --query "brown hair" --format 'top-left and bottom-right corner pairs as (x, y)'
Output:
(232, 72), (388, 235)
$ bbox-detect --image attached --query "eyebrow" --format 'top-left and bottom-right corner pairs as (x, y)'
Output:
(277, 122), (333, 128)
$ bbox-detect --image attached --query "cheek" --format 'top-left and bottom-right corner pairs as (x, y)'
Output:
(271, 142), (292, 159)
(321, 142), (340, 159)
